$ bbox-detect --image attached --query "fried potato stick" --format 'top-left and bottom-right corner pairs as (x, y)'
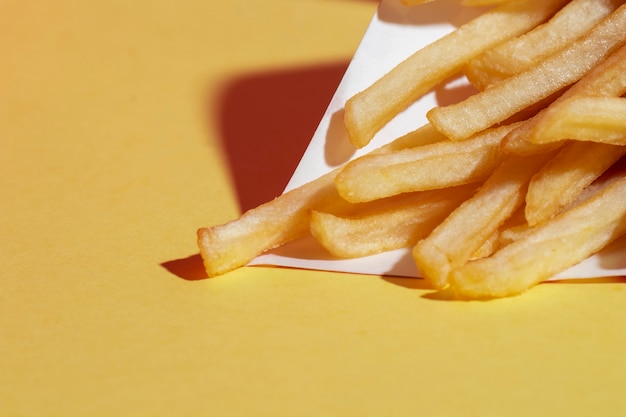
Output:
(428, 4), (626, 141)
(532, 96), (626, 146)
(413, 151), (555, 289)
(449, 170), (626, 299)
(197, 124), (445, 277)
(335, 122), (519, 203)
(309, 184), (477, 259)
(344, 0), (567, 148)
(464, 0), (622, 89)
(526, 142), (626, 226)
(525, 141), (626, 226)
(503, 42), (626, 154)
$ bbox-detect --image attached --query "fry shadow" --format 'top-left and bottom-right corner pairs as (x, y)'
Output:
(213, 61), (350, 212)
(161, 254), (208, 281)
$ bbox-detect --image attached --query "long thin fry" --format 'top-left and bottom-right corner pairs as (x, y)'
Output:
(525, 142), (626, 226)
(343, 0), (567, 148)
(335, 123), (518, 203)
(310, 184), (477, 259)
(450, 171), (626, 299)
(428, 5), (626, 141)
(503, 42), (626, 154)
(532, 96), (626, 146)
(464, 0), (622, 89)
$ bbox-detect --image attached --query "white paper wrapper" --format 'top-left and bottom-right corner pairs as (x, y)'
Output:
(250, 0), (626, 279)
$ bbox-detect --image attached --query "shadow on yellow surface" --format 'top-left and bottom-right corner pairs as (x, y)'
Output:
(214, 61), (350, 212)
(162, 254), (208, 281)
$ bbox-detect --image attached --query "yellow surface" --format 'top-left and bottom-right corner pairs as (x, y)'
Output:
(1, 1), (625, 416)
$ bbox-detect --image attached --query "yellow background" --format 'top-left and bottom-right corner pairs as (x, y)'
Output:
(2, 0), (625, 416)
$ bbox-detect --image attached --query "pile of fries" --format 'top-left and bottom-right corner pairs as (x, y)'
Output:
(198, 0), (626, 299)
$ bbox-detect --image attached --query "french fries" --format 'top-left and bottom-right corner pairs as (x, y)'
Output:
(525, 142), (626, 226)
(428, 3), (626, 141)
(531, 96), (626, 145)
(503, 42), (626, 155)
(412, 151), (556, 289)
(335, 123), (519, 203)
(464, 0), (622, 90)
(450, 165), (626, 299)
(310, 184), (477, 259)
(197, 122), (448, 277)
(344, 0), (568, 148)
(198, 0), (626, 299)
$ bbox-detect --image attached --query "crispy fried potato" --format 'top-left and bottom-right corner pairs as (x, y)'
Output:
(412, 151), (554, 289)
(197, 123), (447, 277)
(531, 96), (626, 146)
(525, 141), (626, 226)
(344, 0), (567, 148)
(428, 5), (626, 141)
(464, 0), (622, 90)
(199, 1), (626, 299)
(503, 43), (626, 154)
(335, 122), (519, 203)
(309, 184), (477, 259)
(449, 169), (626, 299)
(198, 171), (344, 277)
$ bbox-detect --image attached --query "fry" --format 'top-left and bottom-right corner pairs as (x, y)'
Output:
(464, 0), (622, 89)
(531, 96), (626, 146)
(197, 123), (446, 277)
(503, 42), (626, 154)
(309, 184), (477, 259)
(335, 122), (518, 203)
(525, 141), (626, 226)
(198, 171), (341, 277)
(343, 0), (567, 148)
(413, 151), (554, 289)
(428, 5), (626, 141)
(449, 169), (626, 299)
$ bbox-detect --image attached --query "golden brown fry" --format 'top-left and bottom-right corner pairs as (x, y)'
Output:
(335, 122), (519, 203)
(428, 5), (626, 141)
(464, 0), (622, 89)
(343, 0), (567, 148)
(503, 42), (626, 154)
(412, 151), (555, 289)
(525, 142), (626, 226)
(309, 184), (477, 259)
(532, 96), (626, 146)
(197, 123), (446, 277)
(198, 171), (344, 277)
(449, 171), (626, 299)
